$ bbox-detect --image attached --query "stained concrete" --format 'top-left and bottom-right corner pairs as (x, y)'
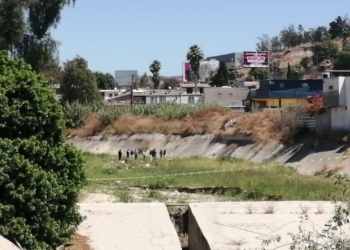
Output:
(188, 201), (350, 250)
(68, 134), (349, 175)
(78, 203), (182, 250)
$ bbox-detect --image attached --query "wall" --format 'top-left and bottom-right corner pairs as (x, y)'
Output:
(145, 95), (202, 105)
(315, 109), (331, 136)
(203, 88), (249, 107)
(330, 106), (350, 131)
(188, 207), (211, 250)
(252, 98), (308, 108)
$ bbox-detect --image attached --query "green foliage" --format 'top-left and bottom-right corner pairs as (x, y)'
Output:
(139, 73), (150, 88)
(94, 71), (118, 90)
(299, 56), (312, 69)
(287, 62), (292, 79)
(0, 52), (85, 249)
(63, 101), (96, 128)
(210, 61), (228, 87)
(333, 50), (350, 70)
(149, 60), (161, 89)
(248, 68), (269, 80)
(311, 40), (339, 65)
(60, 56), (102, 104)
(186, 45), (204, 84)
(162, 78), (178, 89)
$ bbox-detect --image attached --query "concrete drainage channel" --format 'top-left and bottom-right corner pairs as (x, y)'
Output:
(167, 204), (189, 250)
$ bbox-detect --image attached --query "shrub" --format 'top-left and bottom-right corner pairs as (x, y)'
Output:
(63, 101), (92, 128)
(0, 51), (85, 249)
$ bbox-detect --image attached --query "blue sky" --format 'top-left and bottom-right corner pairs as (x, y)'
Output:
(51, 0), (349, 76)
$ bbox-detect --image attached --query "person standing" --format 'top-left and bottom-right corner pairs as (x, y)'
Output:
(118, 149), (122, 161)
(130, 149), (134, 158)
(134, 149), (138, 159)
(126, 149), (130, 159)
(163, 149), (166, 158)
(159, 149), (163, 159)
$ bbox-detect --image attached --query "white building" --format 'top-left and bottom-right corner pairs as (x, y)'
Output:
(318, 76), (350, 132)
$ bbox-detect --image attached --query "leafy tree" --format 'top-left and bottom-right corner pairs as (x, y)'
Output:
(60, 56), (101, 104)
(162, 78), (178, 89)
(149, 60), (161, 89)
(0, 51), (85, 249)
(292, 64), (304, 79)
(300, 56), (312, 69)
(280, 24), (300, 48)
(94, 71), (118, 90)
(310, 26), (330, 43)
(0, 0), (76, 72)
(139, 73), (150, 87)
(256, 34), (271, 51)
(329, 16), (350, 46)
(186, 45), (204, 92)
(269, 60), (283, 79)
(270, 36), (283, 52)
(227, 66), (241, 87)
(248, 68), (269, 80)
(333, 50), (350, 70)
(311, 40), (339, 65)
(287, 62), (292, 79)
(210, 61), (228, 87)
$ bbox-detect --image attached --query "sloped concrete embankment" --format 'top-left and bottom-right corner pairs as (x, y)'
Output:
(68, 134), (350, 175)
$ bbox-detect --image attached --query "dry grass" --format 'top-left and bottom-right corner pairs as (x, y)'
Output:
(68, 108), (293, 143)
(299, 204), (311, 214)
(263, 203), (276, 214)
(138, 139), (151, 151)
(245, 204), (257, 214)
(63, 234), (93, 250)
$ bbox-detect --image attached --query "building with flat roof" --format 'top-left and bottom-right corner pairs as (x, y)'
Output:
(206, 52), (243, 68)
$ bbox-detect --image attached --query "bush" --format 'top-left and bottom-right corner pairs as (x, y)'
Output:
(63, 101), (93, 128)
(0, 51), (85, 249)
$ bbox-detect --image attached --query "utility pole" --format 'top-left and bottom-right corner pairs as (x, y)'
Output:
(130, 75), (134, 106)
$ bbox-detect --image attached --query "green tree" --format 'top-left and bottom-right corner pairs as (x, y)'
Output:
(210, 61), (228, 87)
(163, 78), (178, 89)
(329, 16), (350, 46)
(287, 62), (292, 79)
(149, 60), (161, 89)
(299, 56), (312, 70)
(311, 40), (339, 65)
(248, 68), (269, 80)
(186, 45), (204, 93)
(94, 71), (118, 90)
(60, 56), (101, 104)
(0, 51), (85, 249)
(0, 0), (76, 72)
(227, 65), (240, 87)
(333, 50), (350, 70)
(139, 73), (149, 87)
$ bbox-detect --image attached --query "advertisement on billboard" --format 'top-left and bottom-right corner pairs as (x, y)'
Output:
(182, 60), (219, 82)
(242, 51), (269, 68)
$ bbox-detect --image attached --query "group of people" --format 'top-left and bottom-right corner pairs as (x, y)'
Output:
(117, 148), (166, 161)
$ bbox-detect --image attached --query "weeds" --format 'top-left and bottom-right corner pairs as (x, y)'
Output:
(263, 203), (276, 214)
(299, 204), (311, 214)
(245, 204), (257, 214)
(316, 203), (325, 214)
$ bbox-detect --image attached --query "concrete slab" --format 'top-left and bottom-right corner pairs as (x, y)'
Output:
(78, 203), (182, 250)
(188, 201), (350, 250)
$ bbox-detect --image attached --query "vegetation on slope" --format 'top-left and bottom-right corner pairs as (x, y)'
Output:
(83, 153), (340, 201)
(66, 102), (301, 143)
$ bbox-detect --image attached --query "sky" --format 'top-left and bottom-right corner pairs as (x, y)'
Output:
(51, 0), (349, 77)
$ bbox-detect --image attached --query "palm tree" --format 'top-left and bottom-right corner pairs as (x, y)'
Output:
(149, 60), (162, 89)
(186, 45), (204, 93)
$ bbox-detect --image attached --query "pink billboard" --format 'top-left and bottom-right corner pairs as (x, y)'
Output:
(243, 51), (269, 68)
(183, 62), (192, 82)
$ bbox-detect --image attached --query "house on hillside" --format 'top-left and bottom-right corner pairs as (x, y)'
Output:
(203, 87), (249, 111)
(317, 76), (350, 134)
(244, 79), (323, 108)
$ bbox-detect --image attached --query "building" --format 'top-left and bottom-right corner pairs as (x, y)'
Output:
(206, 52), (243, 68)
(318, 76), (350, 133)
(99, 89), (125, 100)
(106, 84), (211, 106)
(203, 87), (249, 111)
(246, 79), (323, 108)
(115, 70), (138, 88)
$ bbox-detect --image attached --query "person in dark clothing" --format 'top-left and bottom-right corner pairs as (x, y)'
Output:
(153, 148), (157, 159)
(126, 149), (130, 159)
(159, 149), (163, 159)
(134, 149), (138, 159)
(130, 150), (134, 158)
(163, 149), (166, 158)
(118, 149), (122, 161)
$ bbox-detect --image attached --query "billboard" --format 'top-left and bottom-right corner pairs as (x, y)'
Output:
(242, 51), (269, 68)
(182, 60), (219, 82)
